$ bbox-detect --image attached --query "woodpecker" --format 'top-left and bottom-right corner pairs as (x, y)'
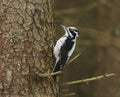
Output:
(52, 25), (79, 80)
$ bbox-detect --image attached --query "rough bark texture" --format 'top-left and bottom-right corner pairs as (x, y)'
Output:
(0, 0), (57, 97)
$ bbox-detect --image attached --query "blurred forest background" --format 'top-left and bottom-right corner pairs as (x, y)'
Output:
(54, 0), (120, 97)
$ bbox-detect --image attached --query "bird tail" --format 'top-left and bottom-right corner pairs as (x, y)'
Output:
(52, 60), (65, 81)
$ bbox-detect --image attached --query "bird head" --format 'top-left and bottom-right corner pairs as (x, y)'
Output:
(61, 25), (79, 38)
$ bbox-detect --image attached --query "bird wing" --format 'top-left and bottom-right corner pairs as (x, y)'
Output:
(68, 43), (76, 60)
(53, 36), (67, 62)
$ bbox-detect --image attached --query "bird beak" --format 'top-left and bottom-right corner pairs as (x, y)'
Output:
(61, 25), (66, 30)
(61, 25), (69, 34)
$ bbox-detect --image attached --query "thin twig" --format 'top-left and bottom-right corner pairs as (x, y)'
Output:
(63, 93), (76, 97)
(37, 71), (62, 77)
(37, 53), (82, 77)
(67, 53), (82, 65)
(63, 73), (116, 86)
(37, 52), (82, 77)
(61, 89), (69, 92)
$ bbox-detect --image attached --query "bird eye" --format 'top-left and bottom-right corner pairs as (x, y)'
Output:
(73, 29), (79, 33)
(74, 29), (78, 32)
(69, 27), (79, 36)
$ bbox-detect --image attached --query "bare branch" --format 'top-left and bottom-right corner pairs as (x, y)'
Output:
(63, 93), (76, 97)
(67, 53), (82, 65)
(37, 53), (82, 77)
(63, 73), (116, 86)
(61, 89), (69, 92)
(37, 71), (62, 77)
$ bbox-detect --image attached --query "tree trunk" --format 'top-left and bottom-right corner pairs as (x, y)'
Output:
(95, 0), (120, 97)
(0, 0), (58, 97)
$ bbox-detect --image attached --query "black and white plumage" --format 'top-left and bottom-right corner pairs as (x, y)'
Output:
(53, 25), (79, 79)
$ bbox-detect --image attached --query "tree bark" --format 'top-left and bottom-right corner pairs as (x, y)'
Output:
(0, 0), (57, 97)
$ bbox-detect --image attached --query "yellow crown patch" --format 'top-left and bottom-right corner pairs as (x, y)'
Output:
(69, 27), (77, 30)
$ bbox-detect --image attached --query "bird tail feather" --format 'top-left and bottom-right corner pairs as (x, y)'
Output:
(52, 60), (64, 81)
